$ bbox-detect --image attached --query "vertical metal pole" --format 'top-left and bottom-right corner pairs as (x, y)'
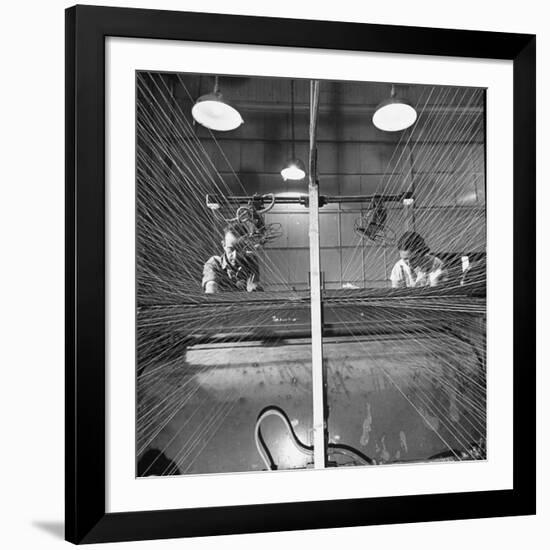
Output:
(404, 198), (415, 231)
(405, 139), (417, 231)
(308, 80), (326, 468)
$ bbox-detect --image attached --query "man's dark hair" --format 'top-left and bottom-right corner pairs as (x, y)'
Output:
(397, 231), (430, 255)
(223, 222), (249, 239)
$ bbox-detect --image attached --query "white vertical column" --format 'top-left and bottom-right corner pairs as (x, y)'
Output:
(308, 80), (326, 469)
(309, 182), (326, 468)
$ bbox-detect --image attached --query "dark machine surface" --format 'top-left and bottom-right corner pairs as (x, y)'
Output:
(137, 286), (486, 475)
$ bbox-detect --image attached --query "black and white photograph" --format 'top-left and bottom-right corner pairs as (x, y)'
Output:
(1, 0), (543, 547)
(136, 72), (487, 476)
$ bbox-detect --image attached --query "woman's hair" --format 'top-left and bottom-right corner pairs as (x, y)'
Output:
(397, 231), (430, 255)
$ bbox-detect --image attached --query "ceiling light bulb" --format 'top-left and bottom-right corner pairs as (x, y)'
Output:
(281, 159), (306, 181)
(191, 92), (243, 131)
(373, 98), (417, 132)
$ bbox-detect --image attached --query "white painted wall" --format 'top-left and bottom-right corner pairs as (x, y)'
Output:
(0, 0), (547, 548)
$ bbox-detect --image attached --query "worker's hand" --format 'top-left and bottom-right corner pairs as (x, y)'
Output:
(430, 268), (447, 287)
(246, 274), (259, 292)
(204, 281), (219, 294)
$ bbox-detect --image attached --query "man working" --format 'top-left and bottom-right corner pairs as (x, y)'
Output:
(390, 231), (447, 288)
(202, 223), (262, 293)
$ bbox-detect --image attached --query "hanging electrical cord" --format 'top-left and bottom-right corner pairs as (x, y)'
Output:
(255, 406), (313, 470)
(254, 405), (374, 470)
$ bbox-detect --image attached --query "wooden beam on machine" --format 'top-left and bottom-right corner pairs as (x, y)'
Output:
(307, 79), (327, 469)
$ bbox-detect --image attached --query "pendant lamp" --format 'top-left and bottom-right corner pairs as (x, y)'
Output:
(281, 80), (306, 181)
(192, 76), (243, 132)
(372, 84), (417, 132)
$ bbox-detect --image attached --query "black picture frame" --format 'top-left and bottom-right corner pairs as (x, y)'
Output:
(65, 4), (536, 544)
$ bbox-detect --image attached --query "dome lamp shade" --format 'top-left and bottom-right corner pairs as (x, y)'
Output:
(191, 77), (243, 132)
(372, 85), (417, 132)
(281, 158), (306, 181)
